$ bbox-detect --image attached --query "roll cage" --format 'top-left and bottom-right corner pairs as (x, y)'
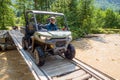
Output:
(25, 10), (68, 31)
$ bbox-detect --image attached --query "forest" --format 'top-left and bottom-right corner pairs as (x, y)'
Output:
(0, 0), (120, 39)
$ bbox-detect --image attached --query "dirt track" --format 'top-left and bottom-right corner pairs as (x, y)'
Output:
(0, 34), (120, 80)
(0, 50), (35, 80)
(72, 34), (120, 79)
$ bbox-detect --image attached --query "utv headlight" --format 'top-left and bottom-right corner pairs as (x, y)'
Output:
(68, 35), (72, 40)
(40, 36), (51, 40)
(46, 36), (51, 40)
(41, 36), (46, 40)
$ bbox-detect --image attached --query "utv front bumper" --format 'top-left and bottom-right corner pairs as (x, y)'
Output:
(45, 38), (71, 53)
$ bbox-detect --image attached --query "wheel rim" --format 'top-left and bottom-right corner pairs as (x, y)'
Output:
(34, 50), (40, 65)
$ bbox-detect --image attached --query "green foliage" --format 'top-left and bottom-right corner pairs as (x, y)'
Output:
(51, 0), (70, 13)
(67, 0), (78, 26)
(1, 0), (120, 38)
(92, 28), (120, 34)
(104, 9), (118, 28)
(92, 9), (105, 29)
(117, 15), (120, 28)
(0, 0), (15, 30)
(91, 28), (107, 34)
(76, 0), (94, 36)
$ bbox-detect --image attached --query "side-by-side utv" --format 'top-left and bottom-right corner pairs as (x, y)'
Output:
(21, 10), (75, 66)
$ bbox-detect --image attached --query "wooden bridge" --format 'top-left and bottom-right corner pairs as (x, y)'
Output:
(0, 30), (114, 80)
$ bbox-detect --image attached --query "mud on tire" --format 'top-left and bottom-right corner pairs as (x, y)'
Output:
(34, 47), (45, 66)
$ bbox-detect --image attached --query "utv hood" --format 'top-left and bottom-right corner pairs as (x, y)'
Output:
(35, 31), (71, 38)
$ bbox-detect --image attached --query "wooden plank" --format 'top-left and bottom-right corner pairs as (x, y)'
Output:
(41, 56), (71, 69)
(40, 55), (79, 77)
(52, 70), (86, 80)
(88, 77), (97, 80)
(42, 63), (79, 77)
(43, 62), (74, 71)
(12, 30), (23, 45)
(73, 73), (91, 80)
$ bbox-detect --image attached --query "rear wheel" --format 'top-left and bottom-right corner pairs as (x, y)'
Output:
(34, 47), (45, 66)
(64, 44), (75, 60)
(22, 37), (27, 50)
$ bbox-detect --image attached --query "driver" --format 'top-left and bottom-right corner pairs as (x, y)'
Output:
(29, 17), (58, 51)
(46, 17), (58, 31)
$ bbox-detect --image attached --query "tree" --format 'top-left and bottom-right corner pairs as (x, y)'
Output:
(50, 0), (94, 38)
(0, 0), (15, 29)
(117, 14), (120, 28)
(34, 0), (55, 10)
(15, 0), (34, 25)
(92, 9), (105, 28)
(104, 9), (118, 28)
(51, 0), (70, 13)
(51, 0), (78, 26)
(77, 0), (94, 35)
(67, 0), (78, 26)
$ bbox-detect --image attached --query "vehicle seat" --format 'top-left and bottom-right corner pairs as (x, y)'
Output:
(28, 23), (36, 35)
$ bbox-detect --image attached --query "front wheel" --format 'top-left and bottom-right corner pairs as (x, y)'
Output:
(64, 44), (75, 60)
(34, 47), (45, 66)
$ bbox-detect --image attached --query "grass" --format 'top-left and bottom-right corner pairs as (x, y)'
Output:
(91, 28), (120, 34)
(104, 28), (120, 34)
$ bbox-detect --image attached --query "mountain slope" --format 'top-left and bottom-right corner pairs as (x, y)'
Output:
(95, 0), (120, 11)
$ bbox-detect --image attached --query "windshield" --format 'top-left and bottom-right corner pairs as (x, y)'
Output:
(34, 14), (68, 31)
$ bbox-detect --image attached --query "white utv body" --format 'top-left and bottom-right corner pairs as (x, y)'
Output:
(21, 10), (75, 66)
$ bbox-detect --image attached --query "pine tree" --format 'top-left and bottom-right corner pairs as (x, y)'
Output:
(77, 0), (94, 35)
(0, 0), (15, 29)
(104, 9), (118, 28)
(67, 0), (77, 26)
